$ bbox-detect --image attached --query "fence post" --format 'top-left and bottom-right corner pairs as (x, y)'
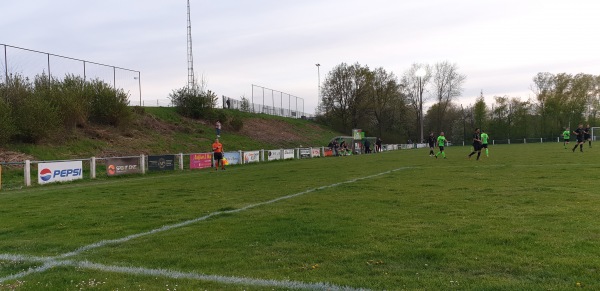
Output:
(179, 153), (184, 170)
(524, 138), (526, 144)
(508, 139), (511, 145)
(90, 157), (96, 179)
(295, 148), (299, 159)
(24, 160), (31, 187)
(140, 155), (146, 174)
(239, 150), (243, 164)
(540, 138), (543, 143)
(493, 140), (495, 145)
(260, 149), (264, 162)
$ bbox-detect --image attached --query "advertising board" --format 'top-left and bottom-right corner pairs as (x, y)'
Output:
(38, 161), (83, 184)
(148, 155), (175, 171)
(299, 148), (311, 159)
(283, 149), (295, 160)
(267, 150), (282, 161)
(223, 152), (240, 165)
(244, 151), (260, 163)
(106, 157), (141, 176)
(190, 153), (212, 169)
(311, 148), (320, 157)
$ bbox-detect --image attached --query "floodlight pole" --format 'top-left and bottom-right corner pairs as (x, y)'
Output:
(316, 63), (321, 111)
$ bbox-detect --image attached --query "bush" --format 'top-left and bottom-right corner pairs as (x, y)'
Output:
(229, 116), (244, 132)
(2, 74), (60, 143)
(0, 97), (15, 144)
(87, 79), (132, 127)
(169, 83), (218, 119)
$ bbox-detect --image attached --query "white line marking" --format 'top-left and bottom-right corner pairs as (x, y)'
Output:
(0, 167), (411, 288)
(0, 254), (368, 290)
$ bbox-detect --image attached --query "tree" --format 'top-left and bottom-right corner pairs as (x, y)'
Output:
(401, 63), (431, 142)
(431, 61), (466, 131)
(473, 93), (488, 130)
(321, 62), (371, 132)
(369, 67), (403, 137)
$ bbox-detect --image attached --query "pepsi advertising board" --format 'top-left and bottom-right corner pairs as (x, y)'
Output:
(38, 161), (83, 184)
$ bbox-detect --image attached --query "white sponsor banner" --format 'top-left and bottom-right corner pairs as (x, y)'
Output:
(244, 151), (260, 163)
(223, 152), (241, 165)
(267, 149), (282, 161)
(299, 148), (311, 159)
(283, 149), (295, 160)
(311, 148), (320, 157)
(38, 161), (83, 184)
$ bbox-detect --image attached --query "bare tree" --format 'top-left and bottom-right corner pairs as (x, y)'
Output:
(401, 63), (431, 142)
(431, 61), (466, 131)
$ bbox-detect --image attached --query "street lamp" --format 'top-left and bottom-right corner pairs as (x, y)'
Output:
(415, 67), (426, 143)
(316, 63), (321, 112)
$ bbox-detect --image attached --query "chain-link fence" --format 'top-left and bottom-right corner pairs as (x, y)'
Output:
(221, 84), (312, 118)
(1, 43), (142, 105)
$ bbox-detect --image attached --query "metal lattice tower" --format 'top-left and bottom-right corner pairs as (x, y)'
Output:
(186, 0), (195, 90)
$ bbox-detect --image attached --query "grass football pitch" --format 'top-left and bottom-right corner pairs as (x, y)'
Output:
(0, 143), (599, 290)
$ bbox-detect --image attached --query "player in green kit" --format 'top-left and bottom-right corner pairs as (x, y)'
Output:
(480, 129), (490, 157)
(562, 127), (570, 149)
(435, 131), (447, 159)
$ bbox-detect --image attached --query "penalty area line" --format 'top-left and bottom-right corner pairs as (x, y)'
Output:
(0, 253), (369, 290)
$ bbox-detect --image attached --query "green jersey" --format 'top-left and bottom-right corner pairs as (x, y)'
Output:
(481, 133), (489, 144)
(437, 135), (446, 147)
(562, 130), (570, 139)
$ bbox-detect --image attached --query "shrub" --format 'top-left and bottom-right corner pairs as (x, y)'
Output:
(169, 82), (218, 119)
(229, 116), (244, 132)
(3, 74), (60, 143)
(87, 79), (132, 127)
(0, 97), (15, 144)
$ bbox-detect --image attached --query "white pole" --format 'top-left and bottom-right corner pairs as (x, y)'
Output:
(140, 155), (146, 174)
(24, 160), (31, 187)
(179, 153), (184, 170)
(90, 157), (96, 179)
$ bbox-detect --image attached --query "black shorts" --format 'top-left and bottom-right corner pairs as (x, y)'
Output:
(584, 135), (591, 140)
(564, 138), (570, 142)
(482, 144), (488, 148)
(429, 143), (434, 148)
(438, 146), (444, 151)
(214, 152), (223, 160)
(473, 143), (482, 151)
(577, 138), (584, 143)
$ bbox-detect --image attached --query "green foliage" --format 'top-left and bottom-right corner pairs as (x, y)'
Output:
(0, 97), (15, 144)
(169, 84), (218, 119)
(0, 73), (132, 143)
(88, 79), (132, 127)
(229, 116), (244, 131)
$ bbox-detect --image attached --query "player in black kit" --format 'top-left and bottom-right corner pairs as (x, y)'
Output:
(572, 123), (585, 152)
(467, 128), (482, 160)
(427, 132), (435, 156)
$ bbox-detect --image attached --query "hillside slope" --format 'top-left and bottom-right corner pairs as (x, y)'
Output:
(1, 107), (343, 161)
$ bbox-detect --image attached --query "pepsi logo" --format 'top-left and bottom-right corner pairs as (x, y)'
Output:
(40, 168), (52, 181)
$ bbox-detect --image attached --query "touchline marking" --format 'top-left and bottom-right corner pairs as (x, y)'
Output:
(0, 167), (411, 287)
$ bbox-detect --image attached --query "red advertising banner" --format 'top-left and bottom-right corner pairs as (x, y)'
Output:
(190, 153), (212, 169)
(324, 148), (333, 157)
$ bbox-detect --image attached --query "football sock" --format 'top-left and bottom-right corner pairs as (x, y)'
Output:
(485, 148), (489, 156)
(580, 144), (583, 152)
(442, 152), (446, 158)
(476, 152), (481, 160)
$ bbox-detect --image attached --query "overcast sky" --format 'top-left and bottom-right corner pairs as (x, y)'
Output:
(2, 0), (599, 114)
